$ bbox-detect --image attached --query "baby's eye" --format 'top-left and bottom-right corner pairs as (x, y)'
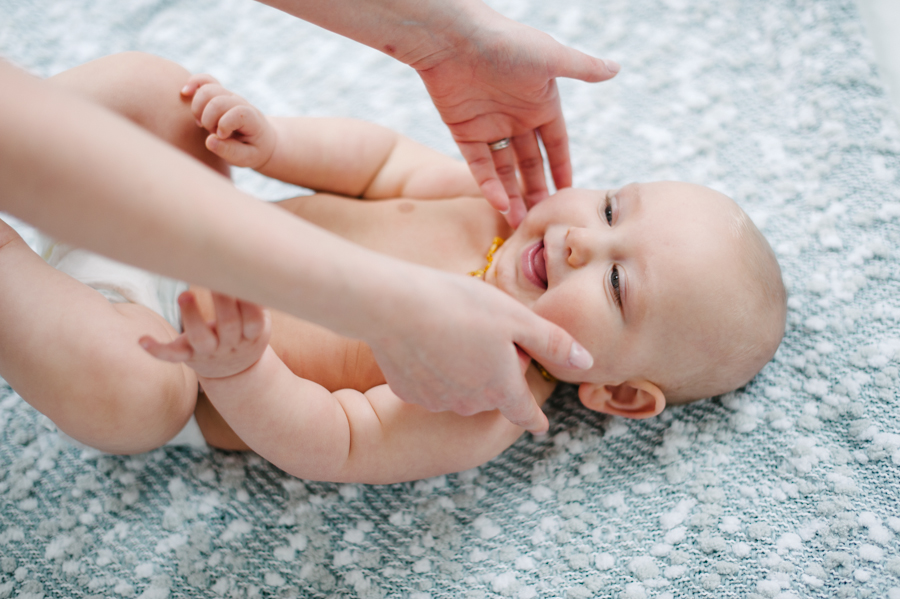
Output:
(610, 266), (621, 306)
(604, 202), (613, 225)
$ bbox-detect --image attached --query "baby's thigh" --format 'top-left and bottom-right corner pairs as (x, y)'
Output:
(0, 232), (198, 454)
(48, 52), (229, 176)
(103, 302), (200, 449)
(46, 299), (199, 455)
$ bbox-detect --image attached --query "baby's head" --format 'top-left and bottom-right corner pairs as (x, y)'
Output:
(486, 181), (786, 418)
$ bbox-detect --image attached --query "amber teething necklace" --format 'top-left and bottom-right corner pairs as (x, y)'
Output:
(468, 237), (505, 279)
(468, 237), (557, 383)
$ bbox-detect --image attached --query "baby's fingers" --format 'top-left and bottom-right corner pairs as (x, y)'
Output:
(179, 291), (218, 355)
(211, 291), (242, 349)
(194, 88), (242, 132)
(214, 104), (262, 140)
(205, 134), (265, 168)
(139, 334), (193, 364)
(180, 73), (220, 98)
(237, 299), (270, 341)
(188, 83), (236, 129)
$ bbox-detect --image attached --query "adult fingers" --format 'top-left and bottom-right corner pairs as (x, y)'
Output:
(211, 292), (241, 348)
(513, 308), (593, 374)
(538, 113), (573, 192)
(501, 399), (549, 434)
(492, 344), (550, 434)
(456, 141), (510, 213)
(179, 292), (218, 355)
(490, 144), (526, 222)
(504, 196), (528, 229)
(554, 46), (621, 83)
(511, 132), (550, 210)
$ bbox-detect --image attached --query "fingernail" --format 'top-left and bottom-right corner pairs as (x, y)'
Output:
(604, 59), (621, 74)
(500, 206), (511, 215)
(568, 342), (594, 370)
(181, 85), (191, 94)
(529, 422), (549, 435)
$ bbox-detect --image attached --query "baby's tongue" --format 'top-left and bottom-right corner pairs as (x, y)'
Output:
(534, 244), (547, 285)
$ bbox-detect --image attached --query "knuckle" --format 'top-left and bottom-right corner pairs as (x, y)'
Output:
(541, 135), (567, 152)
(524, 190), (548, 206)
(467, 154), (494, 173)
(206, 95), (230, 114)
(494, 163), (517, 179)
(516, 156), (544, 172)
(546, 327), (568, 358)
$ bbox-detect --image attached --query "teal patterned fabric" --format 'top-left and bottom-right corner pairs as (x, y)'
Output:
(2, 0), (900, 597)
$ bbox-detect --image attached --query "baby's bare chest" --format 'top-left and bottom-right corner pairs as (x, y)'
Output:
(278, 193), (504, 269)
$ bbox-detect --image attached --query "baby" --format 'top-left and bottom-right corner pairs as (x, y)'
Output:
(0, 53), (786, 484)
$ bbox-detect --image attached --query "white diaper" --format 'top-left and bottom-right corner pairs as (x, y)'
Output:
(35, 233), (207, 451)
(36, 234), (186, 331)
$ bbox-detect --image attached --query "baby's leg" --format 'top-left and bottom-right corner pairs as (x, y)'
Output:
(0, 219), (198, 454)
(48, 52), (230, 177)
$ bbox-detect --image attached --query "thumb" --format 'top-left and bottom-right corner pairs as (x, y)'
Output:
(514, 312), (593, 372)
(499, 388), (549, 434)
(205, 135), (259, 168)
(139, 334), (193, 364)
(495, 355), (549, 433)
(554, 46), (621, 83)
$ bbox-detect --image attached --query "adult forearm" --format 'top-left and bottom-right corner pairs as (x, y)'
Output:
(0, 60), (414, 341)
(256, 0), (489, 66)
(1, 58), (592, 428)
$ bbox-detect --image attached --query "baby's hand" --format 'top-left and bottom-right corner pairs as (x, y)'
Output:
(181, 74), (277, 169)
(140, 290), (271, 379)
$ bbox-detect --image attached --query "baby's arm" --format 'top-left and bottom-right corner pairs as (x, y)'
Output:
(183, 76), (479, 200)
(143, 290), (525, 483)
(203, 356), (525, 483)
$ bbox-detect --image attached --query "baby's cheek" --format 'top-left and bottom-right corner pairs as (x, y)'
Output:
(533, 288), (597, 347)
(533, 291), (612, 384)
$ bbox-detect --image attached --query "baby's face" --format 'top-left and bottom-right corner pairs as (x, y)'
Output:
(486, 181), (754, 409)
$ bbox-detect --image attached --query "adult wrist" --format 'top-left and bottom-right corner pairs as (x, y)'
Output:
(398, 0), (501, 70)
(351, 257), (439, 345)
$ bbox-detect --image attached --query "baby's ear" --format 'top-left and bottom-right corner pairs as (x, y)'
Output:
(578, 380), (666, 419)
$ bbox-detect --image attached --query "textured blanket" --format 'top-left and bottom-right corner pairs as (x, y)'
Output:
(2, 0), (900, 597)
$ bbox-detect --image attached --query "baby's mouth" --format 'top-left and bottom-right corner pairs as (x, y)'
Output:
(522, 240), (548, 289)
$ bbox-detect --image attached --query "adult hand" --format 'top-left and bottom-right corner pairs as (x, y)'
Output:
(259, 0), (618, 226)
(367, 267), (594, 433)
(412, 9), (619, 227)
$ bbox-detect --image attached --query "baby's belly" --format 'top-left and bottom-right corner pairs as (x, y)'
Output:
(188, 286), (386, 449)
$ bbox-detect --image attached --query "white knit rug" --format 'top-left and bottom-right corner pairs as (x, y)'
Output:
(2, 0), (900, 597)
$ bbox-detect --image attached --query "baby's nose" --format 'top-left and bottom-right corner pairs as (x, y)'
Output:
(565, 227), (597, 267)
